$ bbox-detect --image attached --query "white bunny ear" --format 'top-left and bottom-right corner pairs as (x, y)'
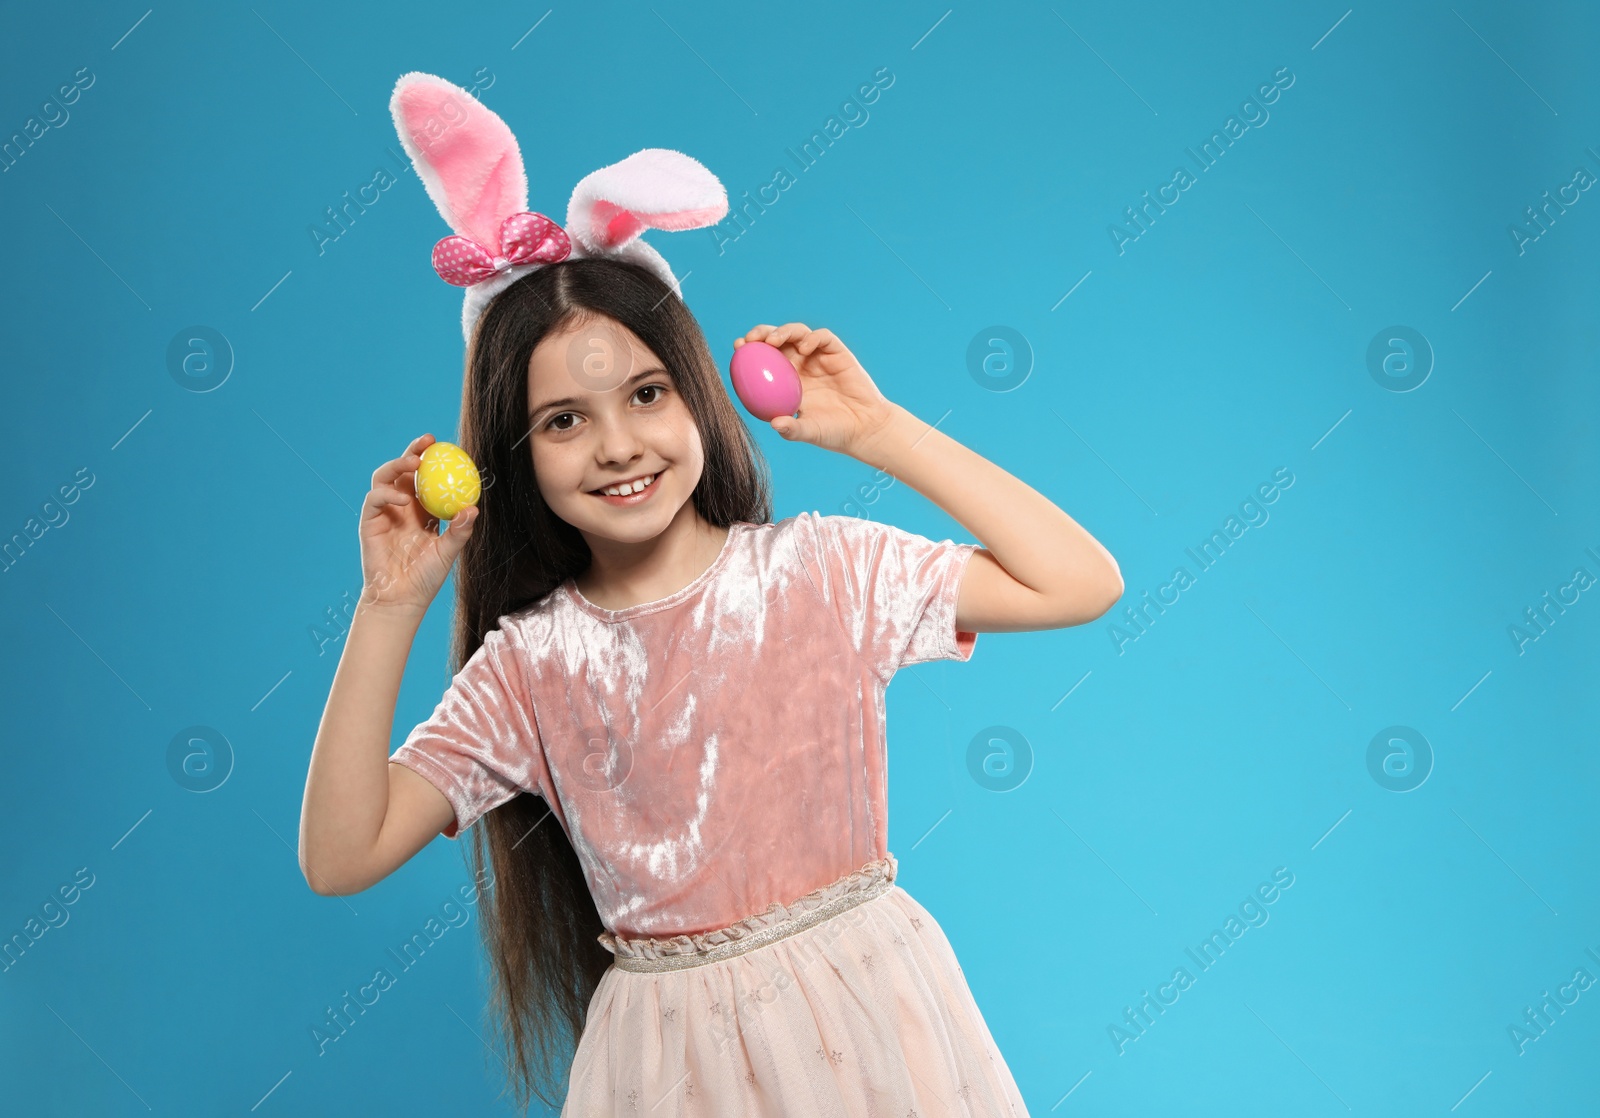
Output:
(566, 148), (728, 287)
(390, 71), (528, 251)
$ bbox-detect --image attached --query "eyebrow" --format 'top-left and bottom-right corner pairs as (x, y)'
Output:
(527, 367), (667, 424)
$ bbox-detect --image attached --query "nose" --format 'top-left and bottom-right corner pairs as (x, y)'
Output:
(594, 410), (646, 467)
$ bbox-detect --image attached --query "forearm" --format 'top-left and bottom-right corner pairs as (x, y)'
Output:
(858, 403), (1122, 601)
(299, 601), (423, 889)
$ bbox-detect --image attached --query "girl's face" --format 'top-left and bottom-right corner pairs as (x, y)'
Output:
(525, 316), (704, 546)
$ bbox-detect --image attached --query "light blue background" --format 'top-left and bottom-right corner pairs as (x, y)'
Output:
(3, 1), (1596, 1114)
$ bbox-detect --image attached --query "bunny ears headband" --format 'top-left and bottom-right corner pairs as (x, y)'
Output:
(389, 72), (730, 342)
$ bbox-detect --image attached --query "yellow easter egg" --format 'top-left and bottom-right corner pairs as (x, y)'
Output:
(414, 441), (481, 520)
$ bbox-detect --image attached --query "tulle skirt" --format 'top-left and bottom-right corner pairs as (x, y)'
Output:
(561, 857), (1030, 1116)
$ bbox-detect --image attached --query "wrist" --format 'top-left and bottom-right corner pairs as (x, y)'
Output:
(352, 593), (427, 631)
(852, 403), (918, 472)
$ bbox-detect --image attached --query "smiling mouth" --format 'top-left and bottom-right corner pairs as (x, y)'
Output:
(590, 470), (661, 498)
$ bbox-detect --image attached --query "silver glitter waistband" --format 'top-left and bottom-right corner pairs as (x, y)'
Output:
(605, 865), (896, 974)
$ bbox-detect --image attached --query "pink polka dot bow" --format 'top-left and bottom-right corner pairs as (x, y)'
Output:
(430, 212), (571, 287)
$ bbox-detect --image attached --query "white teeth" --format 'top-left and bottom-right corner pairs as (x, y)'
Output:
(600, 472), (656, 497)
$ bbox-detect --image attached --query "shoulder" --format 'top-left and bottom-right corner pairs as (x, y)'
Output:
(748, 512), (920, 591)
(716, 514), (810, 562)
(709, 513), (900, 548)
(759, 510), (895, 545)
(735, 511), (867, 565)
(785, 510), (922, 556)
(488, 596), (562, 656)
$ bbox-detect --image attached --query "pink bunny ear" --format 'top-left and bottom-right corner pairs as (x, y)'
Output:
(566, 149), (728, 257)
(390, 72), (527, 252)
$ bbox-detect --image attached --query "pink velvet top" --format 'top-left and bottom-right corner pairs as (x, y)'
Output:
(390, 512), (980, 938)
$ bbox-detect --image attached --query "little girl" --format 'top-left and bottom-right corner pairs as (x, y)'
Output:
(299, 73), (1123, 1117)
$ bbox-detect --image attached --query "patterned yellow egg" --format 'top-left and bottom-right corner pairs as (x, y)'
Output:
(414, 441), (481, 520)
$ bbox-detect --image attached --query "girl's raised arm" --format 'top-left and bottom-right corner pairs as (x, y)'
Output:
(297, 434), (476, 896)
(743, 324), (1124, 631)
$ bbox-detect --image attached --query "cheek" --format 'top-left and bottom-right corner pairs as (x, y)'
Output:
(667, 406), (705, 466)
(530, 445), (577, 497)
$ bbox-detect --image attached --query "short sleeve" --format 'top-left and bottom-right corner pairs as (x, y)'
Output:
(797, 511), (980, 680)
(390, 619), (548, 840)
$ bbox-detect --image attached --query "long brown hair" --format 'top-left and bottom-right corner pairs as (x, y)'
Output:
(446, 257), (772, 1110)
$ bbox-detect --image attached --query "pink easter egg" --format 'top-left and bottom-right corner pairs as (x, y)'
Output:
(729, 341), (802, 422)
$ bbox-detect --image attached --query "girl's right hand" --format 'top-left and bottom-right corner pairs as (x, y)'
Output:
(357, 433), (479, 616)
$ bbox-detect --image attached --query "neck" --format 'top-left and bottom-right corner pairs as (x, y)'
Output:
(576, 503), (728, 609)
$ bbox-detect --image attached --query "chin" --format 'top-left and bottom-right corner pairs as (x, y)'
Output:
(565, 491), (683, 542)
(593, 514), (675, 543)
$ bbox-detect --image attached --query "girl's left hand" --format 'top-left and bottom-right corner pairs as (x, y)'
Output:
(736, 323), (899, 459)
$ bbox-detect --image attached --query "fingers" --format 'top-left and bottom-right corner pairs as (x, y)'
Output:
(372, 453), (422, 489)
(739, 323), (812, 349)
(434, 505), (478, 564)
(360, 485), (416, 527)
(738, 324), (840, 357)
(366, 486), (412, 510)
(793, 328), (839, 357)
(769, 413), (815, 443)
(761, 323), (810, 349)
(373, 432), (434, 489)
(365, 434), (433, 516)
